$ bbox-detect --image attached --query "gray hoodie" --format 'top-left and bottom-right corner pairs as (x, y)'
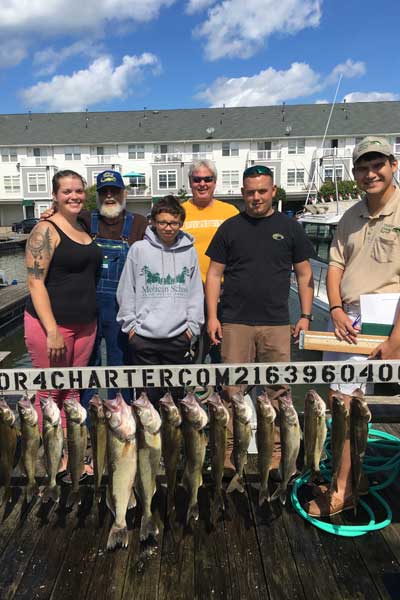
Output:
(116, 226), (204, 338)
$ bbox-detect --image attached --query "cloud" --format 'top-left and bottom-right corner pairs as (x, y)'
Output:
(33, 41), (103, 76)
(20, 53), (161, 112)
(343, 91), (399, 102)
(0, 0), (176, 33)
(194, 0), (321, 60)
(0, 39), (28, 68)
(198, 59), (368, 107)
(315, 99), (329, 104)
(186, 0), (216, 14)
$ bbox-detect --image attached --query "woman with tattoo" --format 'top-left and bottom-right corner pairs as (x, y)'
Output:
(24, 170), (102, 473)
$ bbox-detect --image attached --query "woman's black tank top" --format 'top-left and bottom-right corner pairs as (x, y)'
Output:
(26, 221), (102, 325)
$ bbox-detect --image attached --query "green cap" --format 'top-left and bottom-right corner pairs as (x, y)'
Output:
(353, 136), (393, 164)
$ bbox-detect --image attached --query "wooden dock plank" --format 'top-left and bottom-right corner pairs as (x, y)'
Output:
(0, 490), (27, 557)
(222, 487), (268, 599)
(246, 481), (306, 600)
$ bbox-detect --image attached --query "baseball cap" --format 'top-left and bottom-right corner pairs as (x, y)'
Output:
(96, 170), (125, 191)
(353, 136), (393, 164)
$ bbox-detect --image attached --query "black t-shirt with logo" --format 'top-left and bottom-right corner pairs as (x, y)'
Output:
(205, 211), (316, 325)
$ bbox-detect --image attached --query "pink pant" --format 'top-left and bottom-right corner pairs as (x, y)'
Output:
(24, 311), (97, 430)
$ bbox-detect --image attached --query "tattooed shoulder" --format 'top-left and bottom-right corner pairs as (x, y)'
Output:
(27, 224), (54, 280)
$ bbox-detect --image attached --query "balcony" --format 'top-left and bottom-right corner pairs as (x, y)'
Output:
(126, 187), (151, 197)
(152, 153), (183, 163)
(314, 148), (352, 160)
(85, 155), (120, 166)
(19, 157), (57, 167)
(248, 149), (282, 161)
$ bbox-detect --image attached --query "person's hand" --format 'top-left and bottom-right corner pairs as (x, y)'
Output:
(369, 337), (400, 360)
(331, 307), (359, 344)
(128, 329), (135, 340)
(207, 317), (222, 345)
(46, 328), (66, 360)
(185, 329), (193, 341)
(292, 317), (310, 341)
(40, 206), (55, 220)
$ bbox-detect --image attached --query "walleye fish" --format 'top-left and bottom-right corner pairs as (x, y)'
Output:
(159, 392), (182, 520)
(330, 392), (349, 494)
(271, 391), (301, 505)
(255, 391), (276, 506)
(303, 389), (327, 482)
(207, 392), (229, 516)
(89, 394), (107, 501)
(104, 393), (137, 550)
(180, 392), (208, 524)
(133, 392), (162, 542)
(350, 389), (371, 512)
(226, 392), (252, 494)
(17, 395), (40, 503)
(64, 396), (88, 508)
(41, 395), (63, 504)
(0, 398), (18, 506)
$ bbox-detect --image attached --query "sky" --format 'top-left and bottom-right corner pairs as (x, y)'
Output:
(0, 0), (398, 114)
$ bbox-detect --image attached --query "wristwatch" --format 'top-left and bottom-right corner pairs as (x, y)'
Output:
(300, 313), (314, 321)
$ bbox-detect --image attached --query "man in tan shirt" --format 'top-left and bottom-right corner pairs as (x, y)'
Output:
(307, 136), (400, 517)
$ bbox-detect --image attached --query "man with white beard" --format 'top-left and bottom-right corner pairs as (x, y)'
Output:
(80, 170), (147, 406)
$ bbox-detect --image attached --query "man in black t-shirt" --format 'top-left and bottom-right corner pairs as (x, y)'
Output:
(205, 165), (315, 471)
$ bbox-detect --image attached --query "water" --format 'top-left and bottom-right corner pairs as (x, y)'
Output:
(0, 248), (27, 284)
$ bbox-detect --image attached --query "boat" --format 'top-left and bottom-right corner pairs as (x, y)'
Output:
(291, 197), (361, 312)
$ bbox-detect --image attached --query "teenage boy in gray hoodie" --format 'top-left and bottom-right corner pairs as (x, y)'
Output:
(116, 196), (204, 393)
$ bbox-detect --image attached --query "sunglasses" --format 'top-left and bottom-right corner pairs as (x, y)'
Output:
(191, 176), (215, 183)
(243, 165), (274, 178)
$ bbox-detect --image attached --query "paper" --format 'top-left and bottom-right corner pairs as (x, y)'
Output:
(360, 293), (400, 335)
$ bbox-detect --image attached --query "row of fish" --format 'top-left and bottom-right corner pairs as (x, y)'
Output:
(0, 386), (372, 547)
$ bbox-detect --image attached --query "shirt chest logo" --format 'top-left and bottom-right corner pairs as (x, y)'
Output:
(272, 233), (284, 240)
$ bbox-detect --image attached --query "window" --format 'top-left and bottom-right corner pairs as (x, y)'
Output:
(28, 173), (47, 193)
(1, 147), (17, 162)
(64, 146), (81, 160)
(395, 137), (400, 154)
(222, 142), (239, 157)
(288, 138), (305, 155)
(129, 175), (146, 188)
(323, 166), (343, 183)
(128, 144), (145, 159)
(96, 146), (104, 156)
(3, 176), (20, 192)
(257, 141), (272, 159)
(158, 170), (177, 189)
(287, 168), (305, 186)
(221, 170), (240, 188)
(192, 143), (207, 158)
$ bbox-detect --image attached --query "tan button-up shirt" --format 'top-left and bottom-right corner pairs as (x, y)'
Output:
(329, 187), (400, 304)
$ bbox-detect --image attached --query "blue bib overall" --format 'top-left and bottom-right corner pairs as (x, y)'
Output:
(81, 211), (134, 405)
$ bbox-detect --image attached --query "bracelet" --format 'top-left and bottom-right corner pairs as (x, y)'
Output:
(329, 305), (343, 313)
(300, 313), (313, 321)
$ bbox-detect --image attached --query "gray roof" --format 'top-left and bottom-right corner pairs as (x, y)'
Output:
(0, 101), (399, 146)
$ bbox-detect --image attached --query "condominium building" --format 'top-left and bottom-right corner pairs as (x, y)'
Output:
(0, 101), (399, 225)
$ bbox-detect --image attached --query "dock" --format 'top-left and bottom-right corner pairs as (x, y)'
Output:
(0, 284), (28, 336)
(1, 421), (400, 600)
(0, 234), (27, 253)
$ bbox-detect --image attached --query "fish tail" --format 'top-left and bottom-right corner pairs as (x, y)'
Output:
(107, 524), (129, 550)
(66, 489), (81, 508)
(128, 488), (136, 510)
(140, 515), (159, 542)
(0, 486), (11, 506)
(106, 488), (115, 516)
(41, 484), (60, 504)
(186, 502), (199, 525)
(25, 482), (40, 504)
(258, 485), (271, 506)
(270, 484), (287, 505)
(226, 473), (245, 494)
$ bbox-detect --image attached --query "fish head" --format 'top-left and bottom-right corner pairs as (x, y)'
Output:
(40, 395), (61, 426)
(256, 392), (276, 422)
(305, 389), (326, 418)
(104, 394), (136, 440)
(133, 392), (161, 433)
(207, 392), (229, 425)
(351, 395), (372, 423)
(64, 396), (87, 424)
(278, 391), (299, 425)
(17, 396), (38, 426)
(332, 393), (348, 417)
(180, 392), (208, 430)
(0, 398), (16, 426)
(89, 394), (105, 420)
(231, 392), (252, 424)
(159, 393), (182, 427)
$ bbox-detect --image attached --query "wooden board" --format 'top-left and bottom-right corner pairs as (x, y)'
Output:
(300, 330), (387, 354)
